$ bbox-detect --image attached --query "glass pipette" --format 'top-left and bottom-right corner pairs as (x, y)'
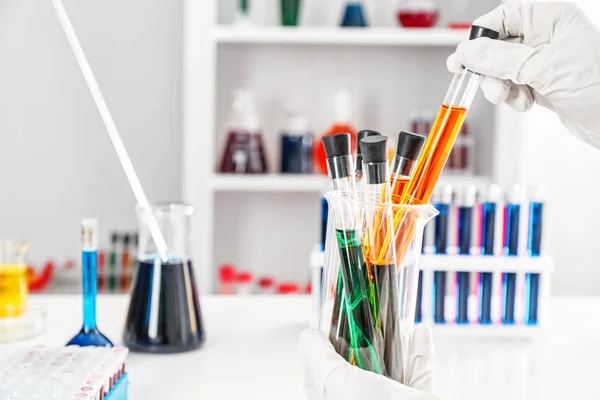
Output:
(52, 0), (169, 263)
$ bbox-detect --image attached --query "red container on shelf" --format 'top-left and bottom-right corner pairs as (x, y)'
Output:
(236, 271), (254, 295)
(397, 0), (439, 28)
(277, 282), (300, 295)
(258, 277), (275, 294)
(219, 264), (237, 295)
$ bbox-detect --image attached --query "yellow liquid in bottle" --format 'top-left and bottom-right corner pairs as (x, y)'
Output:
(0, 264), (28, 318)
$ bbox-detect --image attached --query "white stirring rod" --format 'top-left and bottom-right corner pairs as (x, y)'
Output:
(53, 0), (169, 263)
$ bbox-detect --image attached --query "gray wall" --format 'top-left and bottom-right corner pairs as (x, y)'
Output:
(0, 0), (182, 265)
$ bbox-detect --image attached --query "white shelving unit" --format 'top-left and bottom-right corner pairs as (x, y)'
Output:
(184, 0), (522, 293)
(213, 26), (468, 46)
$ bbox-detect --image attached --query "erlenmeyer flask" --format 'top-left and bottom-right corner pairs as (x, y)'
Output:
(123, 203), (205, 353)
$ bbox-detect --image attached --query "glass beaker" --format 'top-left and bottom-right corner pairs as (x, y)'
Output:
(0, 242), (29, 318)
(123, 204), (205, 353)
(320, 192), (437, 383)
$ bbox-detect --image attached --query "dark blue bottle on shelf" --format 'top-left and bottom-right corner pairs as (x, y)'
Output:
(341, 1), (367, 27)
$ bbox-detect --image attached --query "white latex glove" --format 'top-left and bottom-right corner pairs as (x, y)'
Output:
(446, 2), (600, 150)
(300, 325), (445, 400)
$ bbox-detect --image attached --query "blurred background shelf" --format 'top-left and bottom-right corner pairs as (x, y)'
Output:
(213, 26), (468, 46)
(210, 174), (490, 193)
(211, 174), (328, 192)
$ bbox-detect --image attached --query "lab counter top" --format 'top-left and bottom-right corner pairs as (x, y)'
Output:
(16, 295), (600, 399)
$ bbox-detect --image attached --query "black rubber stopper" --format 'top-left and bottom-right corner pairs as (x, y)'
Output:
(356, 130), (381, 155)
(360, 136), (388, 164)
(396, 131), (426, 161)
(111, 232), (119, 244)
(322, 133), (351, 159)
(469, 25), (500, 40)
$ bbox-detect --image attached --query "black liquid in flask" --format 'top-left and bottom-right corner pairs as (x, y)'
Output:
(123, 203), (205, 353)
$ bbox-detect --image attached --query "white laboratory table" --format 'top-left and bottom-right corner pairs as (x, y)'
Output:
(13, 295), (600, 400)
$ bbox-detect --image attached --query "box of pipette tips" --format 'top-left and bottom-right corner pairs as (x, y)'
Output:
(0, 345), (129, 399)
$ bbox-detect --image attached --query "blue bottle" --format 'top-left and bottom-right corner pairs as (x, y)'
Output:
(341, 1), (367, 27)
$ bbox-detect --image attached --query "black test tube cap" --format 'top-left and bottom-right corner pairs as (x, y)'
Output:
(322, 133), (351, 159)
(356, 130), (381, 155)
(469, 25), (500, 40)
(396, 131), (426, 161)
(110, 232), (119, 245)
(360, 136), (388, 164)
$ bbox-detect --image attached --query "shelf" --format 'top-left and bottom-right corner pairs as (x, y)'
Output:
(213, 26), (468, 47)
(211, 174), (489, 193)
(211, 174), (328, 192)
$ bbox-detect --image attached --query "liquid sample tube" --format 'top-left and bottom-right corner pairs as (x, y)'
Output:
(456, 185), (476, 324)
(479, 184), (502, 324)
(390, 131), (426, 200)
(360, 135), (401, 380)
(433, 184), (452, 323)
(120, 234), (131, 292)
(109, 232), (119, 293)
(323, 133), (382, 374)
(400, 25), (499, 205)
(525, 185), (547, 325)
(503, 184), (525, 324)
(355, 130), (381, 186)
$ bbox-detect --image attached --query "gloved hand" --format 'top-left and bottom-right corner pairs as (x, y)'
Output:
(446, 2), (600, 150)
(300, 325), (445, 400)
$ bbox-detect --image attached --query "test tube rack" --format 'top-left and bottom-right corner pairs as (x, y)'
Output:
(418, 255), (554, 339)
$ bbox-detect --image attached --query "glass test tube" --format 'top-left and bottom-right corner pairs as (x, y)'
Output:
(400, 26), (500, 206)
(479, 184), (502, 324)
(433, 184), (452, 323)
(323, 134), (383, 374)
(456, 185), (476, 324)
(525, 186), (547, 325)
(390, 131), (426, 200)
(360, 135), (400, 379)
(503, 185), (525, 324)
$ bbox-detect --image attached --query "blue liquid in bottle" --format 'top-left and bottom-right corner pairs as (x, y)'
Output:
(341, 1), (367, 27)
(123, 258), (205, 353)
(67, 250), (113, 347)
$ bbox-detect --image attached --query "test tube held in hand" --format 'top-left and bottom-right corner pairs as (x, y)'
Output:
(400, 26), (500, 206)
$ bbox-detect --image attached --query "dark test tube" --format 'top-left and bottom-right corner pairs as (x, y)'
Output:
(320, 196), (329, 252)
(355, 130), (380, 180)
(479, 185), (501, 324)
(456, 186), (476, 324)
(433, 185), (452, 323)
(502, 185), (524, 324)
(526, 186), (546, 325)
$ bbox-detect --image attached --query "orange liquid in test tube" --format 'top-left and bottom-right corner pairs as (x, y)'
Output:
(401, 104), (467, 204)
(389, 105), (467, 263)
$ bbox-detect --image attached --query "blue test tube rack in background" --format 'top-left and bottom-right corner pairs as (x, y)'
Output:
(413, 184), (553, 338)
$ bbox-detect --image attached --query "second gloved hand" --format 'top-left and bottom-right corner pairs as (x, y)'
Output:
(447, 2), (600, 150)
(300, 325), (445, 400)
